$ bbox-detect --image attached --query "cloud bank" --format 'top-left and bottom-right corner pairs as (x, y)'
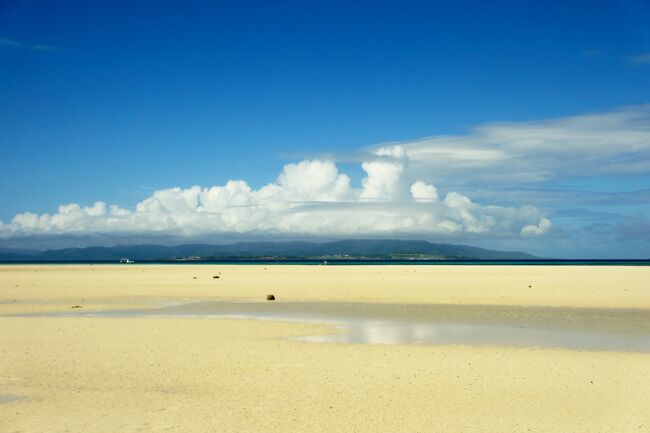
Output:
(7, 105), (649, 244)
(0, 158), (549, 240)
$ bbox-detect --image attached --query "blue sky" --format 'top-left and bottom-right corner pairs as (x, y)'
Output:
(1, 0), (649, 257)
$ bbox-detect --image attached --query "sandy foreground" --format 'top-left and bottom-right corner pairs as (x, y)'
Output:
(0, 264), (649, 432)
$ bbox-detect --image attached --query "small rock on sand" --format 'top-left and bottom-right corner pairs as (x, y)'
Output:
(266, 294), (275, 301)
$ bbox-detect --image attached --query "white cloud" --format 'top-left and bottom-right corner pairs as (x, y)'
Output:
(374, 144), (408, 159)
(275, 159), (354, 202)
(410, 181), (438, 202)
(0, 158), (549, 240)
(360, 161), (405, 200)
(521, 218), (552, 236)
(374, 105), (650, 187)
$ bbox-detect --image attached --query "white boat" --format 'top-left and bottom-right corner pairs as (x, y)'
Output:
(119, 258), (134, 264)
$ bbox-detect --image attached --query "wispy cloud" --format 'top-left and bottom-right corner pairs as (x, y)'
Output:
(0, 37), (22, 48)
(457, 187), (650, 210)
(370, 105), (650, 188)
(615, 217), (650, 242)
(581, 49), (602, 59)
(629, 53), (650, 64)
(0, 37), (60, 51)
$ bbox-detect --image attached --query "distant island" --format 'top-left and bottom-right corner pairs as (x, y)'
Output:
(0, 239), (539, 261)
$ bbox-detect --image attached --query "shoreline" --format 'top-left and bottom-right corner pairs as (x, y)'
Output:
(2, 258), (650, 265)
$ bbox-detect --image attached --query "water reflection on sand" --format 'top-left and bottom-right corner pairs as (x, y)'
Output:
(13, 301), (650, 352)
(0, 394), (23, 405)
(297, 318), (650, 352)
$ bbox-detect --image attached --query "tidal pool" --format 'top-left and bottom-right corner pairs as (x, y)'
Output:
(51, 301), (650, 352)
(296, 318), (650, 352)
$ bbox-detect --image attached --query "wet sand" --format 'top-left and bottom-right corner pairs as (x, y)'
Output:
(1, 265), (649, 432)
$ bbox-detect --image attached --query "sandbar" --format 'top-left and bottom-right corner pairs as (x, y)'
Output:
(1, 264), (649, 432)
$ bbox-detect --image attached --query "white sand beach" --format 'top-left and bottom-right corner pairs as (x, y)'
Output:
(1, 265), (649, 432)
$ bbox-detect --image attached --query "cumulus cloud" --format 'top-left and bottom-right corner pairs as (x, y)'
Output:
(0, 159), (549, 240)
(410, 181), (439, 202)
(373, 105), (650, 187)
(360, 161), (405, 200)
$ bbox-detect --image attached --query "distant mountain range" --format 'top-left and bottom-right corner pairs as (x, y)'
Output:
(0, 240), (539, 261)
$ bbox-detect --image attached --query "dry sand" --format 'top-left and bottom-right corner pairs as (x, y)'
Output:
(1, 264), (649, 432)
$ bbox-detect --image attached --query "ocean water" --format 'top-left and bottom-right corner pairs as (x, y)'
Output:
(1, 259), (649, 266)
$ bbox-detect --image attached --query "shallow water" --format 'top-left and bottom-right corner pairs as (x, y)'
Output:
(40, 301), (650, 353)
(296, 318), (650, 352)
(0, 394), (23, 405)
